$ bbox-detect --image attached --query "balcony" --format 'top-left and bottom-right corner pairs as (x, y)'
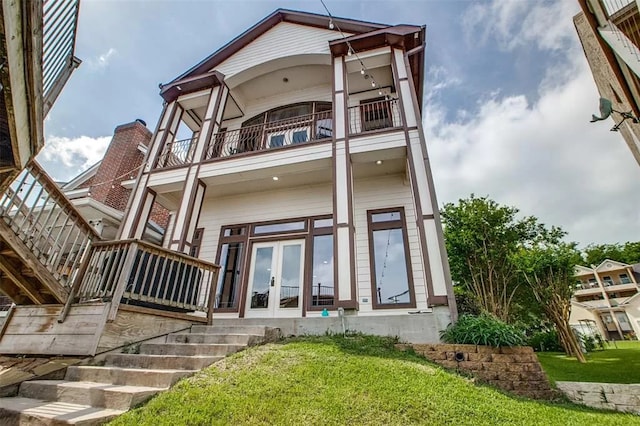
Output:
(151, 97), (406, 175)
(348, 98), (402, 135)
(204, 109), (333, 161)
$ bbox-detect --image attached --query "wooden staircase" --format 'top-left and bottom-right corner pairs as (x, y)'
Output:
(0, 325), (279, 425)
(0, 160), (100, 305)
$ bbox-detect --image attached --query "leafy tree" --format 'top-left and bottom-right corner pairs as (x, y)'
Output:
(514, 242), (586, 363)
(583, 241), (640, 265)
(441, 195), (563, 322)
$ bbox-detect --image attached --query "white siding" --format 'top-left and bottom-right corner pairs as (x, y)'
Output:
(197, 183), (333, 264)
(215, 22), (347, 78)
(353, 175), (429, 313)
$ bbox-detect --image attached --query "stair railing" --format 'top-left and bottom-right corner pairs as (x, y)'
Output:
(0, 160), (101, 299)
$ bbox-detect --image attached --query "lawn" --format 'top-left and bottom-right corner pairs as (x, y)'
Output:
(109, 335), (640, 426)
(537, 341), (640, 384)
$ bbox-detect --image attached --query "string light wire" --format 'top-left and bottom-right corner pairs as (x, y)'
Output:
(319, 0), (392, 98)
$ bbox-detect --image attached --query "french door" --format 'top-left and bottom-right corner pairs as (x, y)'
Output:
(245, 239), (304, 318)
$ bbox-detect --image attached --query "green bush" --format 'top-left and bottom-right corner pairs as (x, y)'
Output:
(440, 314), (526, 347)
(528, 329), (563, 352)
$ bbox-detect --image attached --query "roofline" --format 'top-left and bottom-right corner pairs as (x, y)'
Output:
(62, 161), (101, 190)
(167, 8), (389, 85)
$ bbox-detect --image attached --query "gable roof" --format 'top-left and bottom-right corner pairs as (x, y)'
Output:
(595, 259), (631, 272)
(165, 9), (389, 85)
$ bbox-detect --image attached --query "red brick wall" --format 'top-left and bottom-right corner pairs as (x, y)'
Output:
(89, 121), (149, 211)
(89, 120), (169, 229)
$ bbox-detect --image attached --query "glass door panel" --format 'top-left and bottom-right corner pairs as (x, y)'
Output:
(279, 243), (302, 308)
(248, 245), (274, 310)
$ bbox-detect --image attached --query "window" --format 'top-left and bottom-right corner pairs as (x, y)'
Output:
(311, 234), (334, 307)
(253, 221), (306, 235)
(239, 102), (332, 149)
(215, 226), (248, 310)
(360, 97), (392, 131)
(588, 278), (598, 288)
(367, 208), (414, 308)
(602, 276), (614, 286)
(189, 228), (204, 258)
(620, 273), (632, 284)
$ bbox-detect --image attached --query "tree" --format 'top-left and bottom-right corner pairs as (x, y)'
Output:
(441, 195), (563, 322)
(583, 241), (640, 265)
(514, 242), (586, 363)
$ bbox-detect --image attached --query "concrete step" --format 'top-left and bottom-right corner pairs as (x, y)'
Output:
(190, 325), (272, 336)
(139, 342), (246, 357)
(0, 396), (124, 425)
(166, 332), (263, 346)
(105, 353), (223, 370)
(64, 366), (194, 388)
(19, 380), (164, 411)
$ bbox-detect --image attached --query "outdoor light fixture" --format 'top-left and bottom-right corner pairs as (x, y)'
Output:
(375, 160), (383, 165)
(590, 97), (639, 132)
(272, 176), (279, 181)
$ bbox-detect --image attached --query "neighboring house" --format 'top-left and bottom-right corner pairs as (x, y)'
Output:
(575, 0), (640, 166)
(61, 119), (169, 243)
(116, 9), (456, 340)
(570, 259), (640, 340)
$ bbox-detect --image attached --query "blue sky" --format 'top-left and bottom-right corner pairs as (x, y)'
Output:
(38, 0), (640, 246)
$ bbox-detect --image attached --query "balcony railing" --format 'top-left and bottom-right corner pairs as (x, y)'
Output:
(43, 0), (82, 116)
(66, 239), (220, 322)
(155, 137), (197, 169)
(598, 0), (640, 66)
(348, 98), (402, 135)
(204, 110), (333, 161)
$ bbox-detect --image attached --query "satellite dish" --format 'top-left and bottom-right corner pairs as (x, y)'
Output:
(590, 97), (613, 122)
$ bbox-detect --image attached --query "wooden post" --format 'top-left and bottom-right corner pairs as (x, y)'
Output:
(58, 242), (94, 323)
(107, 242), (139, 321)
(0, 305), (16, 339)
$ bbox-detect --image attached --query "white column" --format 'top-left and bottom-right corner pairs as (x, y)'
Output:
(119, 101), (178, 239)
(333, 55), (356, 305)
(392, 48), (449, 301)
(169, 85), (228, 253)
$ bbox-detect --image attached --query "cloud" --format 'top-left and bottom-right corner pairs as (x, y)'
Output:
(36, 135), (111, 182)
(425, 66), (461, 103)
(87, 48), (117, 70)
(425, 54), (640, 246)
(463, 1), (578, 51)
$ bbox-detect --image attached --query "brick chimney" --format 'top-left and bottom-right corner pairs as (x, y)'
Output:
(89, 119), (151, 211)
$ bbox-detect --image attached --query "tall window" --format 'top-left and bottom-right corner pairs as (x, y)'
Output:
(367, 208), (414, 308)
(310, 218), (334, 307)
(215, 226), (247, 309)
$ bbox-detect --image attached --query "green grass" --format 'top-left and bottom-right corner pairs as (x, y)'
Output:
(537, 341), (640, 384)
(109, 335), (640, 426)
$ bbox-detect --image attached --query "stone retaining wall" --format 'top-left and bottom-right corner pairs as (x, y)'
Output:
(556, 381), (640, 414)
(404, 343), (554, 399)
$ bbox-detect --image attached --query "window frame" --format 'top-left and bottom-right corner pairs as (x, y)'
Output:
(366, 207), (415, 310)
(307, 215), (335, 310)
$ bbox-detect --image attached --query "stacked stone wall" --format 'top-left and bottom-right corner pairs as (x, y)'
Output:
(404, 343), (554, 399)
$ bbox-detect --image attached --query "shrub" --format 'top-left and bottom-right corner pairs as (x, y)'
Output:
(528, 329), (563, 352)
(579, 333), (604, 352)
(440, 314), (526, 347)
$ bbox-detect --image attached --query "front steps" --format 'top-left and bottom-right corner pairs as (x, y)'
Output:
(0, 325), (277, 425)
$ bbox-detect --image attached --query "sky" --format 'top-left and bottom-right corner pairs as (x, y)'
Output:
(37, 0), (640, 247)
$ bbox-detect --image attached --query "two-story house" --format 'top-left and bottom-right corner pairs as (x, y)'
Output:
(116, 9), (456, 341)
(571, 259), (640, 340)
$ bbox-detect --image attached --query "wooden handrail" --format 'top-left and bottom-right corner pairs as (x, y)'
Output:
(27, 160), (101, 240)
